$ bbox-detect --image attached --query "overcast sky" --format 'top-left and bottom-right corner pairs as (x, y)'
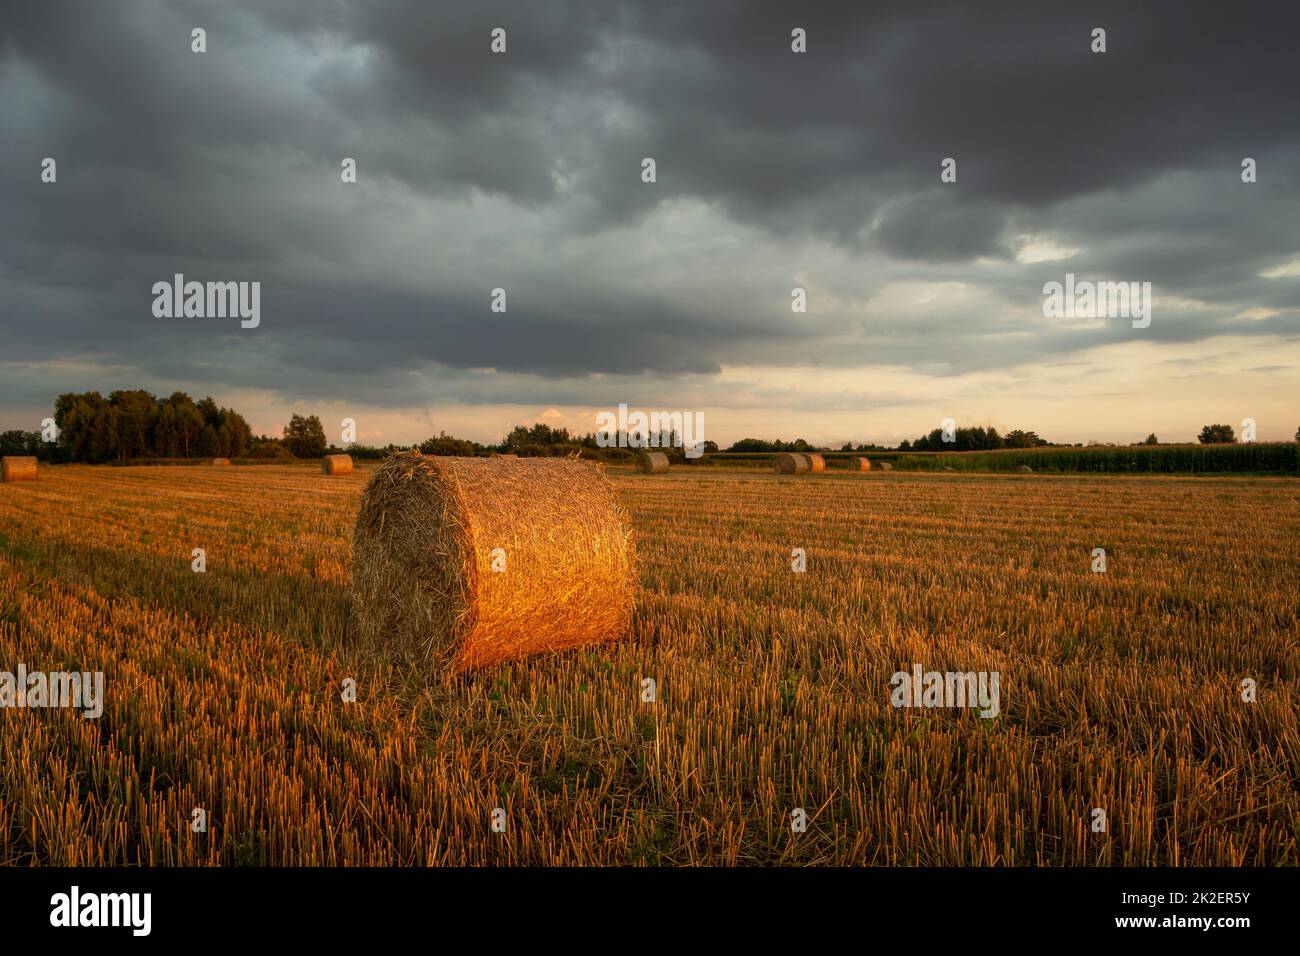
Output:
(2, 0), (1298, 447)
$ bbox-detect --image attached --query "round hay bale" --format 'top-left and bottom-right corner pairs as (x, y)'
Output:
(350, 452), (636, 670)
(209, 458), (231, 466)
(1, 457), (38, 482)
(1016, 464), (1034, 474)
(848, 457), (872, 472)
(878, 461), (893, 471)
(805, 453), (826, 473)
(322, 454), (354, 476)
(635, 451), (670, 474)
(773, 452), (810, 475)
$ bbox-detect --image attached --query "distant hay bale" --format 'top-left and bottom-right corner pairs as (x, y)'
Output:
(635, 451), (669, 474)
(209, 458), (231, 466)
(1016, 464), (1034, 474)
(848, 457), (872, 472)
(805, 453), (826, 473)
(773, 452), (810, 475)
(350, 452), (636, 670)
(322, 454), (354, 476)
(1, 457), (38, 482)
(878, 461), (893, 471)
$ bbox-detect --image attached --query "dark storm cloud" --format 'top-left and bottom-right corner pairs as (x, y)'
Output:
(2, 0), (1299, 412)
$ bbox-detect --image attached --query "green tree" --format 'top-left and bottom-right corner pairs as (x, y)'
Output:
(92, 404), (120, 462)
(222, 410), (252, 457)
(196, 424), (220, 458)
(54, 391), (109, 461)
(155, 392), (204, 457)
(1004, 429), (1042, 449)
(0, 430), (41, 456)
(420, 431), (481, 456)
(1142, 433), (1159, 445)
(155, 403), (181, 456)
(107, 390), (159, 461)
(1198, 423), (1236, 444)
(283, 414), (327, 458)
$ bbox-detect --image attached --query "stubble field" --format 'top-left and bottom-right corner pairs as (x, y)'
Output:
(0, 464), (1296, 865)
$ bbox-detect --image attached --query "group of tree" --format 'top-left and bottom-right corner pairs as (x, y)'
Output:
(0, 429), (46, 457)
(404, 423), (722, 461)
(16, 398), (1300, 466)
(26, 395), (351, 464)
(727, 437), (815, 453)
(901, 426), (1046, 452)
(49, 391), (253, 463)
(1197, 424), (1237, 444)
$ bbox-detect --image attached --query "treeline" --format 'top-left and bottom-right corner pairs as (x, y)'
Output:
(407, 424), (719, 462)
(39, 391), (255, 463)
(7, 394), (337, 464)
(730, 437), (832, 453)
(350, 423), (599, 460)
(14, 392), (1298, 466)
(902, 427), (1048, 451)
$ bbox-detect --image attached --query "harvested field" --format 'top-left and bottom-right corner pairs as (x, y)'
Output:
(0, 464), (1296, 865)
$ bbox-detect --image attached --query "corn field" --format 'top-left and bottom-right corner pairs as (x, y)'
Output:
(897, 442), (1300, 474)
(0, 464), (1296, 865)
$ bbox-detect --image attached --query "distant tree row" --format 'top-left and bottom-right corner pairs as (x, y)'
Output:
(901, 426), (1045, 452)
(0, 430), (46, 457)
(727, 438), (815, 453)
(51, 391), (253, 463)
(12, 399), (1299, 465)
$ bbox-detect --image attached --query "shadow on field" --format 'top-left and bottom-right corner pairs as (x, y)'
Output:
(0, 530), (352, 650)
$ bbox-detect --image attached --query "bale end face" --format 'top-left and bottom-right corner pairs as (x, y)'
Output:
(322, 454), (354, 476)
(350, 452), (636, 671)
(773, 452), (810, 475)
(635, 451), (669, 474)
(849, 457), (872, 472)
(1, 457), (38, 482)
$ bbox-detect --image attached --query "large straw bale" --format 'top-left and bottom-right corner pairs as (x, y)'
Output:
(350, 452), (636, 670)
(0, 457), (37, 482)
(635, 451), (670, 474)
(773, 453), (810, 475)
(322, 454), (354, 476)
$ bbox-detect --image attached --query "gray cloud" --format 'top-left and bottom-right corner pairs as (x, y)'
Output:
(2, 0), (1299, 421)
